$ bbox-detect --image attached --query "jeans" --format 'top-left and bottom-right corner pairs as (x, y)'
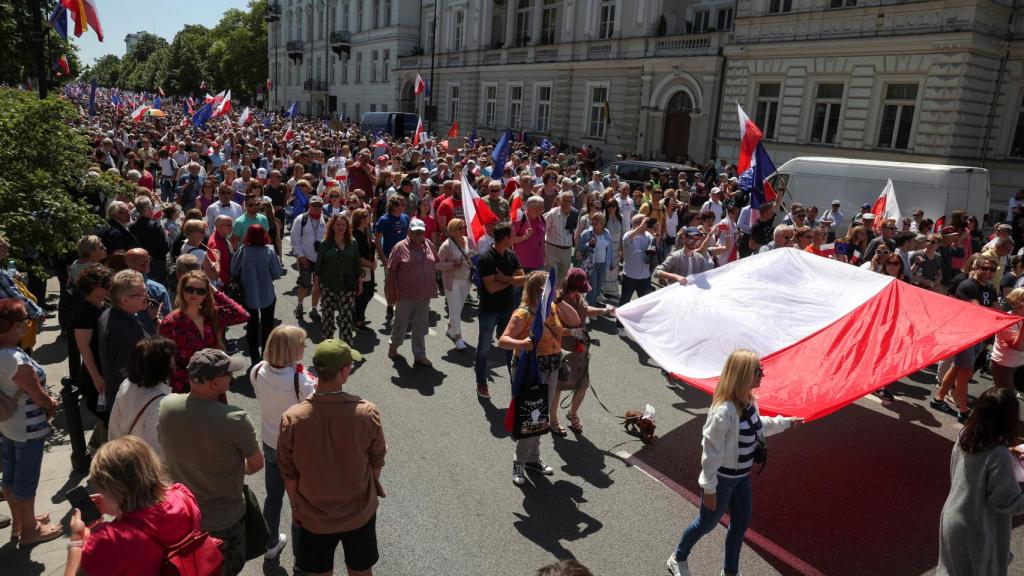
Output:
(587, 263), (609, 306)
(159, 178), (175, 203)
(475, 308), (513, 386)
(0, 435), (46, 499)
(244, 299), (277, 362)
(674, 474), (753, 575)
(262, 444), (298, 549)
(619, 275), (652, 306)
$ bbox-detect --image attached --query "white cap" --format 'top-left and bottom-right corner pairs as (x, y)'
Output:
(409, 218), (426, 232)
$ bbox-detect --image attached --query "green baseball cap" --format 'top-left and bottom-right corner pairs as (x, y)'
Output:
(312, 339), (362, 372)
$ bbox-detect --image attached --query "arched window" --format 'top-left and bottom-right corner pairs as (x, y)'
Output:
(296, 7), (303, 41)
(667, 92), (694, 112)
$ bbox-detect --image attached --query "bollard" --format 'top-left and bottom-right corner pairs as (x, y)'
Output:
(60, 376), (91, 474)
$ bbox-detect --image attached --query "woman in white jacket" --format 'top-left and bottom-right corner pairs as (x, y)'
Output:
(667, 349), (803, 576)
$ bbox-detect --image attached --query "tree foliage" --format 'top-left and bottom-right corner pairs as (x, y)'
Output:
(0, 89), (103, 274)
(78, 0), (268, 98)
(0, 0), (82, 88)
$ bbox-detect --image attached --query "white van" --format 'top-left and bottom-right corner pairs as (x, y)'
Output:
(770, 157), (990, 223)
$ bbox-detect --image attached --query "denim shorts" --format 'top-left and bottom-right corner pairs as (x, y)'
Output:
(954, 342), (984, 368)
(1, 435), (46, 499)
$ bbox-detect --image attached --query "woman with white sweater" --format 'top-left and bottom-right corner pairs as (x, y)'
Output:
(107, 337), (175, 459)
(667, 349), (803, 576)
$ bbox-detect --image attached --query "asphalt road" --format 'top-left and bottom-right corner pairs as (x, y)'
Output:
(7, 233), (1024, 576)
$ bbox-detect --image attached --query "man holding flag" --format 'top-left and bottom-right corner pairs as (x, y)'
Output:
(497, 269), (579, 486)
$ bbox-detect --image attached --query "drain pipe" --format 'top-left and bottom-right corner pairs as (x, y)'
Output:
(980, 0), (1019, 168)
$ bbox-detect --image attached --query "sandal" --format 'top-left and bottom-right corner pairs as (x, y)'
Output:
(550, 421), (568, 437)
(10, 514), (50, 541)
(18, 523), (63, 548)
(566, 412), (583, 434)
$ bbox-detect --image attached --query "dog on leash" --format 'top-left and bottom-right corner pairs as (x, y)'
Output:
(622, 409), (656, 444)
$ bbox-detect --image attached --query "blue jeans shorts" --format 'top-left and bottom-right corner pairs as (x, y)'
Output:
(1, 435), (46, 499)
(953, 342), (984, 368)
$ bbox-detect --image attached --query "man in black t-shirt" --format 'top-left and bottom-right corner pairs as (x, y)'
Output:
(932, 253), (998, 422)
(748, 202), (776, 253)
(474, 222), (526, 399)
(264, 170), (289, 223)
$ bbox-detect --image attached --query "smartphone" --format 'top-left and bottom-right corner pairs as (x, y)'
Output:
(66, 486), (101, 525)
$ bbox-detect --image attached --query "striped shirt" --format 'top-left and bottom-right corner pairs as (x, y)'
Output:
(0, 347), (50, 442)
(718, 403), (762, 478)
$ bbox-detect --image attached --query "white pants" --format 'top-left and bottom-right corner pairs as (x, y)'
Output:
(445, 278), (471, 337)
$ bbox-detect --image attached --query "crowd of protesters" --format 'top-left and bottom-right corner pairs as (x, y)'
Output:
(0, 85), (1021, 576)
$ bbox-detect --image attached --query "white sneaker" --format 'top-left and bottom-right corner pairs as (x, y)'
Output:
(265, 533), (287, 560)
(512, 463), (526, 486)
(455, 338), (468, 350)
(666, 554), (690, 576)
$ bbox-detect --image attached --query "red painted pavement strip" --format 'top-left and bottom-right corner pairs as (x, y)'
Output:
(619, 450), (825, 576)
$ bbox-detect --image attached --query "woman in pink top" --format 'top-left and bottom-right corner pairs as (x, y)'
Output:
(512, 195), (546, 271)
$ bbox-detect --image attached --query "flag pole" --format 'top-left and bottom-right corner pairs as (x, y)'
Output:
(31, 0), (48, 99)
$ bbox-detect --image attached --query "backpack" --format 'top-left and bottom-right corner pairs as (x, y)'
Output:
(121, 516), (224, 576)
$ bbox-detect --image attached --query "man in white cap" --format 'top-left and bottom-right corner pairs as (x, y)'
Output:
(292, 195), (326, 321)
(821, 200), (844, 241)
(385, 218), (438, 367)
(159, 348), (270, 574)
(700, 188), (724, 225)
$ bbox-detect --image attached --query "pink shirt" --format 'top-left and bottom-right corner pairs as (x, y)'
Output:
(513, 215), (546, 269)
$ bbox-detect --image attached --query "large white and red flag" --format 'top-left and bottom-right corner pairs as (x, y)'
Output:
(414, 74), (426, 95)
(460, 172), (500, 247)
(617, 248), (1017, 421)
(736, 102), (763, 175)
(412, 117), (425, 146)
(871, 179), (902, 229)
(237, 106), (252, 126)
(212, 90), (232, 117)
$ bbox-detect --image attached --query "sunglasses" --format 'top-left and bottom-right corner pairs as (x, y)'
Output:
(329, 194), (340, 198)
(183, 285), (209, 296)
(754, 366), (765, 378)
(876, 251), (891, 256)
(977, 266), (997, 272)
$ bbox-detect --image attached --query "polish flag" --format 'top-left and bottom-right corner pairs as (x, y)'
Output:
(158, 86), (165, 97)
(237, 107), (252, 126)
(283, 123), (294, 141)
(447, 120), (458, 138)
(618, 248), (1018, 421)
(414, 74), (426, 95)
(736, 102), (763, 175)
(212, 90), (231, 117)
(871, 179), (902, 229)
(460, 172), (500, 247)
(412, 117), (425, 146)
(130, 104), (151, 122)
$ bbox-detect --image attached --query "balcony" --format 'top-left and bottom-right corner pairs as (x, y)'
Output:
(286, 40), (304, 63)
(265, 2), (281, 22)
(303, 79), (328, 91)
(330, 30), (351, 58)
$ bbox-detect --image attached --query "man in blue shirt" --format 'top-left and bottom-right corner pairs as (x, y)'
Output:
(374, 195), (410, 322)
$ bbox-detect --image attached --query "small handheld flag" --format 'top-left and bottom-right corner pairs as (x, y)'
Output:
(414, 74), (426, 96)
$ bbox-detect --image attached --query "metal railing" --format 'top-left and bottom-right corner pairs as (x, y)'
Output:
(286, 40), (305, 53)
(303, 79), (328, 91)
(330, 30), (351, 44)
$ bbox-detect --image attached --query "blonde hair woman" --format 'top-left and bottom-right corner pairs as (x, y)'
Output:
(69, 235), (107, 282)
(667, 349), (803, 576)
(498, 270), (580, 486)
(249, 325), (315, 559)
(64, 437), (204, 575)
(437, 218), (476, 350)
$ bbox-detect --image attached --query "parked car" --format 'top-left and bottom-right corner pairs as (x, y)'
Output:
(600, 160), (701, 191)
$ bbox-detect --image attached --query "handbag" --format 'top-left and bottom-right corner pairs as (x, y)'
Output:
(121, 515), (224, 576)
(227, 246), (245, 303)
(242, 484), (268, 561)
(126, 394), (166, 435)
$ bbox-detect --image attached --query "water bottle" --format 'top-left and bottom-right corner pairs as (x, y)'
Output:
(5, 259), (15, 276)
(96, 394), (107, 414)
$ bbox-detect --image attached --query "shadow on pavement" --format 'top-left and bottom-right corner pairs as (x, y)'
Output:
(478, 395), (511, 439)
(551, 433), (615, 489)
(631, 403), (953, 576)
(0, 542), (45, 576)
(390, 360), (446, 395)
(512, 476), (604, 560)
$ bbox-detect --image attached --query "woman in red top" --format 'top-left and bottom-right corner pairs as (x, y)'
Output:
(65, 436), (205, 576)
(158, 271), (249, 392)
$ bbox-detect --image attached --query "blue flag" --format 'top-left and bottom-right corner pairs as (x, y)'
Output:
(491, 129), (513, 177)
(292, 185), (308, 216)
(539, 138), (552, 152)
(509, 267), (556, 402)
(286, 102), (297, 118)
(192, 103), (213, 128)
(153, 96), (161, 110)
(88, 79), (97, 118)
(48, 5), (67, 40)
(738, 142), (778, 211)
(111, 94), (121, 107)
(263, 113), (274, 127)
(467, 129), (477, 149)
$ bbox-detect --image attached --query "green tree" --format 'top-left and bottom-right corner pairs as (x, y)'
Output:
(0, 89), (103, 275)
(166, 25), (213, 95)
(85, 54), (122, 87)
(208, 0), (268, 97)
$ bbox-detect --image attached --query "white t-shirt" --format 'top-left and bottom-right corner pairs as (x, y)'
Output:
(992, 321), (1024, 367)
(594, 233), (610, 264)
(250, 362), (316, 449)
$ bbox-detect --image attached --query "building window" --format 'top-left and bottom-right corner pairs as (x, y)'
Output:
(355, 52), (362, 83)
(330, 56), (336, 84)
(449, 84), (460, 122)
(342, 2), (349, 31)
(598, 0), (615, 39)
(383, 49), (390, 82)
(508, 85), (523, 129)
(453, 10), (465, 51)
(370, 103), (377, 112)
(541, 0), (558, 44)
(342, 55), (348, 84)
(1010, 93), (1024, 157)
(716, 8), (734, 30)
(370, 51), (378, 82)
(356, 0), (363, 32)
(483, 84), (497, 126)
(755, 83), (781, 140)
(877, 83), (918, 150)
(515, 0), (532, 47)
(373, 0), (380, 28)
(587, 84), (609, 139)
(535, 84), (551, 132)
(355, 102), (361, 119)
(830, 0), (857, 7)
(384, 0), (391, 25)
(693, 10), (710, 33)
(810, 83), (843, 145)
(768, 0), (793, 14)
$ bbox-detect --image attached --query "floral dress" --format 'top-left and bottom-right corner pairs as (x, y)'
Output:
(158, 290), (249, 392)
